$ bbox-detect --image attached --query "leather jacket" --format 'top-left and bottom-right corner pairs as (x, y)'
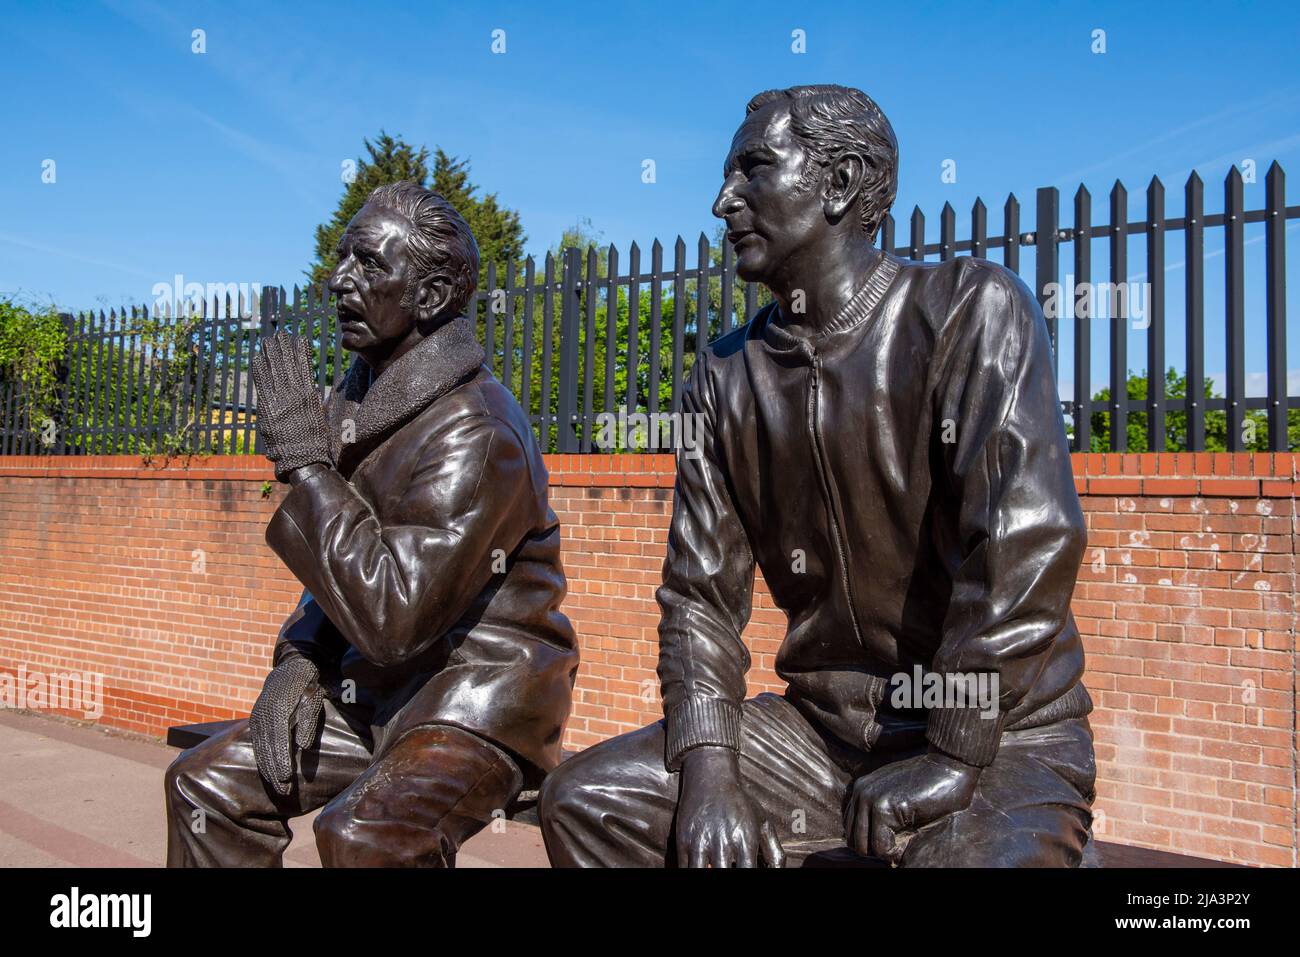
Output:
(266, 318), (578, 782)
(657, 253), (1091, 770)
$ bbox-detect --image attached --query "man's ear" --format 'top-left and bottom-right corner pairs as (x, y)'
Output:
(413, 273), (454, 323)
(822, 150), (868, 224)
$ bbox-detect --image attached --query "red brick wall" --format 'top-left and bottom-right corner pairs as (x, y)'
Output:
(1070, 453), (1297, 868)
(0, 452), (1295, 866)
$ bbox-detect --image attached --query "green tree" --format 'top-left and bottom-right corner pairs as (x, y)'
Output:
(1083, 368), (1295, 452)
(431, 149), (526, 289)
(308, 135), (527, 292)
(0, 296), (66, 448)
(308, 132), (432, 286)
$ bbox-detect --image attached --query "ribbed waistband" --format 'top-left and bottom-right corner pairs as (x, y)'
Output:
(1004, 682), (1094, 733)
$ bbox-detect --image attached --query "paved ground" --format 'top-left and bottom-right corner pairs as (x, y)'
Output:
(0, 709), (550, 868)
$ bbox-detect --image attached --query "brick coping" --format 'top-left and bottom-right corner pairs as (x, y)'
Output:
(0, 452), (1294, 495)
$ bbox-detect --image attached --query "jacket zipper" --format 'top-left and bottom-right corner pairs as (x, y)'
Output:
(805, 347), (869, 650)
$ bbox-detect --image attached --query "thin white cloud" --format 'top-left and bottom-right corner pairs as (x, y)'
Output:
(1050, 89), (1299, 189)
(0, 233), (156, 280)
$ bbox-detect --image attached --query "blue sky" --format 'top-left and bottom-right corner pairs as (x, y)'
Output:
(2, 0), (1297, 396)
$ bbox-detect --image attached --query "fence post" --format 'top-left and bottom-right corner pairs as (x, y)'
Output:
(1003, 194), (1020, 273)
(215, 299), (230, 450)
(485, 260), (498, 379)
(1145, 177), (1166, 451)
(1108, 180), (1128, 451)
(1, 381), (10, 456)
(143, 306), (158, 451)
(1073, 186), (1092, 452)
(1224, 168), (1245, 451)
(132, 306), (148, 453)
(111, 310), (127, 454)
(253, 286), (276, 455)
(719, 237), (733, 336)
(521, 256), (535, 429)
(504, 259), (516, 394)
(581, 246), (598, 452)
(649, 240), (663, 412)
(1184, 172), (1204, 451)
(626, 242), (641, 413)
(909, 206), (924, 261)
(540, 252), (555, 446)
(670, 236), (686, 413)
(314, 283), (331, 399)
(557, 247), (580, 453)
(56, 312), (75, 454)
(1265, 161), (1287, 451)
(939, 202), (955, 262)
(1035, 186), (1060, 378)
(880, 211), (895, 256)
(605, 244), (618, 420)
(73, 311), (91, 453)
(696, 232), (710, 367)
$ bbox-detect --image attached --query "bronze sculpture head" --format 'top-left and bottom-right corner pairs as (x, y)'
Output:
(328, 182), (480, 373)
(713, 84), (898, 292)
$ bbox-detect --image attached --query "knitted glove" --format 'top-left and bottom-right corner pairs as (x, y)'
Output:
(250, 331), (332, 483)
(248, 656), (324, 797)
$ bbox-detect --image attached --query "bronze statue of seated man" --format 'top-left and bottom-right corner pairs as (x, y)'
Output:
(538, 85), (1096, 868)
(164, 182), (578, 867)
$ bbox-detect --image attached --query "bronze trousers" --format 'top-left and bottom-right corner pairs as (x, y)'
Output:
(540, 692), (1096, 868)
(165, 697), (523, 867)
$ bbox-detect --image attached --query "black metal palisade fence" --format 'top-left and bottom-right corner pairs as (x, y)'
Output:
(2, 162), (1295, 456)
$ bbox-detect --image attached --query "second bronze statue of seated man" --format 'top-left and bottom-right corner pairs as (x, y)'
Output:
(164, 182), (579, 868)
(539, 84), (1096, 868)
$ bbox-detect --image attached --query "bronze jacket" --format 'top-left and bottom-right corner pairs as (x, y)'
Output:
(265, 318), (578, 782)
(658, 253), (1091, 770)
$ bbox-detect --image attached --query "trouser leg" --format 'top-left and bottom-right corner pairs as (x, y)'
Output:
(313, 724), (524, 868)
(539, 719), (677, 867)
(164, 698), (373, 867)
(899, 716), (1097, 868)
(539, 693), (852, 867)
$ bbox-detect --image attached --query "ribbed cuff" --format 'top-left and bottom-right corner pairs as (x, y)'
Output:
(926, 703), (1006, 767)
(664, 696), (742, 771)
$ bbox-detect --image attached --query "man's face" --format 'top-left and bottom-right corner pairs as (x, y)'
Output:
(328, 203), (420, 358)
(713, 103), (826, 285)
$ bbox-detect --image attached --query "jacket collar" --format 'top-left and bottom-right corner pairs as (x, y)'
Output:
(328, 316), (485, 471)
(761, 253), (900, 353)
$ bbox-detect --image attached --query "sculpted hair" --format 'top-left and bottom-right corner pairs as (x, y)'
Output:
(364, 181), (480, 317)
(746, 84), (899, 240)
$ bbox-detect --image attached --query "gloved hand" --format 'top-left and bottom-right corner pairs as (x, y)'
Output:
(250, 331), (332, 483)
(843, 751), (980, 865)
(676, 746), (785, 867)
(249, 656), (325, 797)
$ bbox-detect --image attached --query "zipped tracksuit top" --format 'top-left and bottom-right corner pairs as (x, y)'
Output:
(657, 252), (1092, 771)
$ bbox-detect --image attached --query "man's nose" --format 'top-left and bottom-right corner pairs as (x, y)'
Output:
(713, 178), (744, 219)
(327, 258), (354, 295)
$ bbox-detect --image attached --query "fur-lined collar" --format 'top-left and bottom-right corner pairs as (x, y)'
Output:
(327, 316), (485, 474)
